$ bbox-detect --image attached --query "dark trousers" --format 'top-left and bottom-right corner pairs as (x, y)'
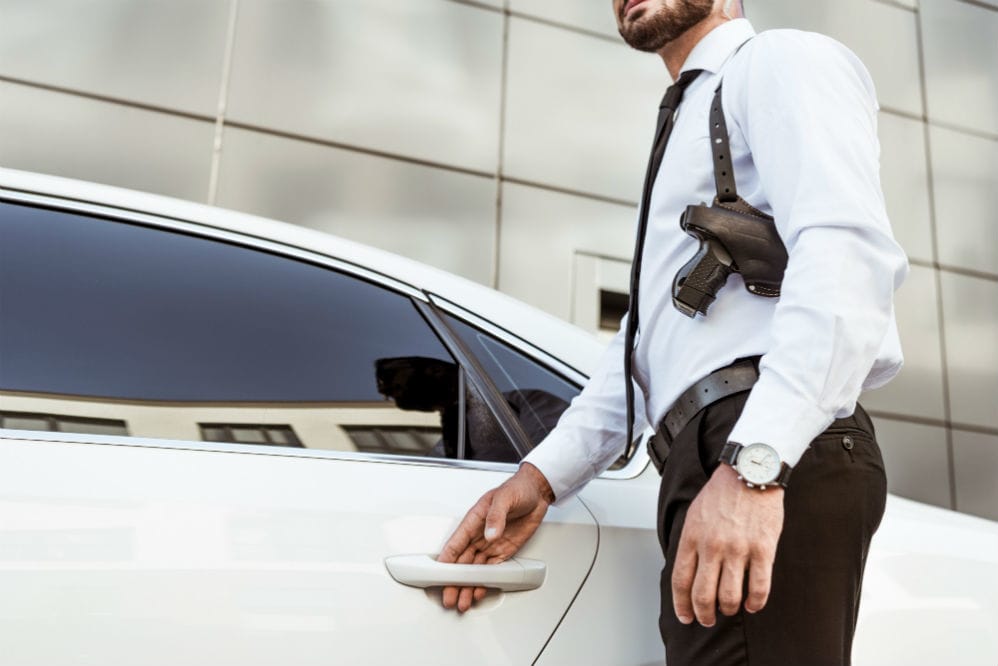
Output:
(657, 391), (887, 666)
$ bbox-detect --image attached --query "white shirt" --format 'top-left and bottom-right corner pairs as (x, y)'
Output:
(523, 19), (909, 501)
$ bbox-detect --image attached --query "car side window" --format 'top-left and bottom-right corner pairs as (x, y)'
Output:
(0, 202), (517, 463)
(443, 315), (582, 450)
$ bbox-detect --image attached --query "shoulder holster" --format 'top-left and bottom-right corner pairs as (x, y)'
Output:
(671, 84), (788, 318)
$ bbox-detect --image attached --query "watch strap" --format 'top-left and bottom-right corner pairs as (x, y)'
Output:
(719, 440), (741, 467)
(774, 462), (793, 489)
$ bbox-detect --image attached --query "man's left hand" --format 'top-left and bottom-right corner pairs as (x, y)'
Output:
(671, 463), (784, 627)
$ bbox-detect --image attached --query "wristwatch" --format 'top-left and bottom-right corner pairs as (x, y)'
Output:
(719, 441), (792, 490)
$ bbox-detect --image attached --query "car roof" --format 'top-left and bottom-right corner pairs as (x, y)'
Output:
(0, 168), (604, 376)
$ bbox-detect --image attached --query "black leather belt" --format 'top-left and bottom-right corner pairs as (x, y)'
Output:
(648, 358), (760, 474)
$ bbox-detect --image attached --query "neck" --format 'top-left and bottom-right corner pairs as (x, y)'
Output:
(658, 15), (732, 80)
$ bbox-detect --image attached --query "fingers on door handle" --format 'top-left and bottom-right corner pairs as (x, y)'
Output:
(384, 554), (546, 592)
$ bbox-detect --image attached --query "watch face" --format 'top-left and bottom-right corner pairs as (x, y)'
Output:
(736, 443), (781, 485)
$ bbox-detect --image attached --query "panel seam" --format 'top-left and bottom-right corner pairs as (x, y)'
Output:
(913, 3), (959, 510)
(870, 0), (917, 11)
(866, 410), (998, 437)
(531, 495), (602, 666)
(0, 74), (214, 123)
(207, 0), (240, 205)
(952, 0), (998, 12)
(492, 6), (511, 290)
(908, 258), (998, 283)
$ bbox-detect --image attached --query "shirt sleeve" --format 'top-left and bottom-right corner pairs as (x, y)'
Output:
(725, 31), (909, 467)
(522, 314), (650, 503)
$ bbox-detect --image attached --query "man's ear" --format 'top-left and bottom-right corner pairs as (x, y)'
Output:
(718, 0), (744, 19)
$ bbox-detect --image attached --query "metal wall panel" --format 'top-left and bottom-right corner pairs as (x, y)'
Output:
(872, 417), (952, 508)
(920, 0), (998, 136)
(214, 127), (497, 284)
(497, 183), (637, 319)
(0, 82), (214, 201)
(748, 0), (923, 115)
(506, 2), (621, 38)
(940, 272), (998, 429)
(0, 0), (230, 116)
(503, 16), (667, 202)
(862, 266), (947, 420)
(953, 430), (998, 521)
(878, 112), (934, 263)
(930, 125), (998, 275)
(225, 0), (503, 172)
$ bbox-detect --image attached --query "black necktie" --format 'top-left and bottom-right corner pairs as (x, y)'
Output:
(623, 69), (702, 457)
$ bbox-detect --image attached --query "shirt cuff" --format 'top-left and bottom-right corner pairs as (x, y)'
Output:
(521, 430), (598, 506)
(726, 371), (834, 467)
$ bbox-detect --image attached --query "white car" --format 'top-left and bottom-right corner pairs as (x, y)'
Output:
(0, 168), (996, 666)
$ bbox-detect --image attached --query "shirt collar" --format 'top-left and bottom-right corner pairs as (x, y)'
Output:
(680, 18), (756, 76)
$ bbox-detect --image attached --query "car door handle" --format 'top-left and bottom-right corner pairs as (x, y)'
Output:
(384, 554), (546, 592)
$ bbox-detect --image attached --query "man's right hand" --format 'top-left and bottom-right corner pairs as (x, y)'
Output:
(437, 462), (555, 613)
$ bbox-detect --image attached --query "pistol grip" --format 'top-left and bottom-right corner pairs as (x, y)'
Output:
(672, 238), (734, 317)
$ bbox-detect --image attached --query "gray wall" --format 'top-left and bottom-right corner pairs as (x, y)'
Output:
(1, 0), (996, 520)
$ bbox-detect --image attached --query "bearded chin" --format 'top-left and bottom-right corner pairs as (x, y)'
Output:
(618, 0), (714, 52)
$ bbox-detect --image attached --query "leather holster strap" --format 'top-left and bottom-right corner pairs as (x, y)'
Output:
(648, 359), (760, 473)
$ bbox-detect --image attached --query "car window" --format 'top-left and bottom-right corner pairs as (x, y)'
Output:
(442, 316), (638, 470)
(0, 202), (517, 463)
(442, 315), (581, 450)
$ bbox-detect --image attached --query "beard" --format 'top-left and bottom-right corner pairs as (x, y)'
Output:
(618, 0), (715, 52)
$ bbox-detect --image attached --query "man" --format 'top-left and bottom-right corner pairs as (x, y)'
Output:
(438, 0), (907, 663)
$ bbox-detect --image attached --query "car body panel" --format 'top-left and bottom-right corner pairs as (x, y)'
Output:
(548, 475), (998, 666)
(538, 466), (665, 666)
(853, 496), (998, 665)
(0, 433), (597, 665)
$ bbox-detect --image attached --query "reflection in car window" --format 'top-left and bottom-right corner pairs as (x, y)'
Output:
(0, 202), (515, 462)
(372, 355), (517, 462)
(0, 411), (128, 436)
(200, 424), (303, 447)
(443, 315), (581, 449)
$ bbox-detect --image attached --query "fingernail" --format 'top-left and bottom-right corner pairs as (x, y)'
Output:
(484, 527), (497, 540)
(678, 615), (693, 625)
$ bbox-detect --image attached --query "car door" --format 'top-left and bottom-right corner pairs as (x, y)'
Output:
(0, 197), (597, 666)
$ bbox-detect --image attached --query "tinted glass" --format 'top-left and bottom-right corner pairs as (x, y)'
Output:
(0, 203), (515, 462)
(0, 203), (448, 402)
(444, 315), (581, 448)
